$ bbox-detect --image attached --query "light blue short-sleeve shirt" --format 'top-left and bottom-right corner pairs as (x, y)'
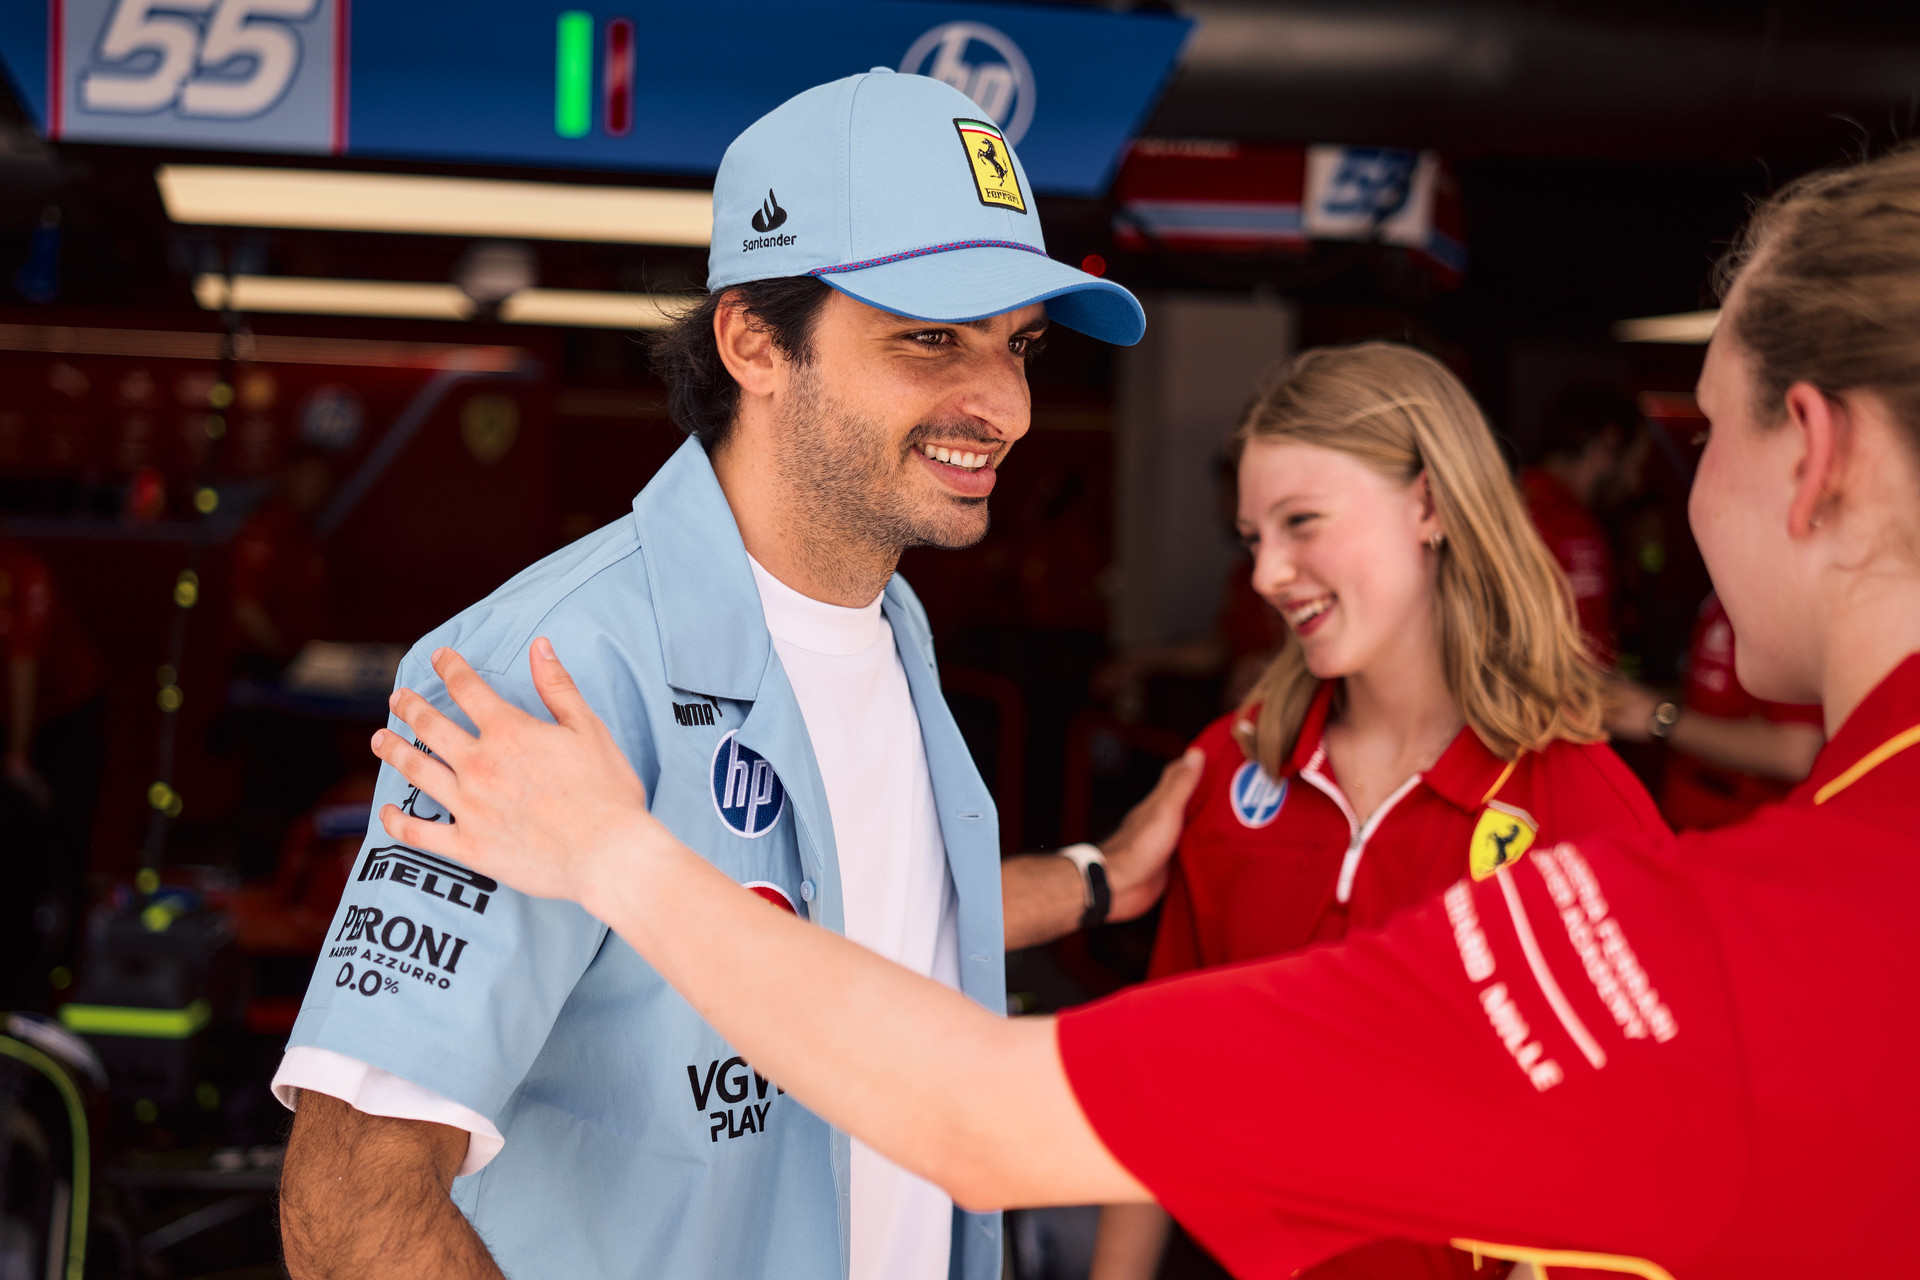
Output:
(287, 437), (1006, 1280)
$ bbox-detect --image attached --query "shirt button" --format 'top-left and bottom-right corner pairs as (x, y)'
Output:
(799, 880), (816, 902)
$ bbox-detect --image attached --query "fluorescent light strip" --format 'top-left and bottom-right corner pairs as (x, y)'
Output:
(0, 322), (526, 371)
(1613, 310), (1719, 344)
(159, 165), (713, 246)
(195, 273), (475, 320)
(499, 288), (696, 330)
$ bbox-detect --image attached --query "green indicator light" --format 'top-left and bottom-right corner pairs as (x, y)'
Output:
(556, 11), (593, 139)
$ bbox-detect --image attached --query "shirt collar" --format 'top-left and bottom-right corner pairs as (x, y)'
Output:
(1276, 679), (1505, 811)
(1421, 721), (1514, 812)
(1797, 651), (1920, 804)
(629, 437), (770, 702)
(1280, 682), (1339, 777)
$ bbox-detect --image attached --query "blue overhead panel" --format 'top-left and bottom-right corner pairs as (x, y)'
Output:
(1, 1), (1192, 198)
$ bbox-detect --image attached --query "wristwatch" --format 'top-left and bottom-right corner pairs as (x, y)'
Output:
(1058, 843), (1112, 930)
(1648, 700), (1681, 740)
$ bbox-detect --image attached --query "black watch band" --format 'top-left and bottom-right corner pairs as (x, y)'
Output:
(1059, 843), (1111, 931)
(1079, 860), (1111, 931)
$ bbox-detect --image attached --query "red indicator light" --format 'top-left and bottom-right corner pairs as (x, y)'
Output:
(1080, 253), (1107, 277)
(606, 18), (635, 137)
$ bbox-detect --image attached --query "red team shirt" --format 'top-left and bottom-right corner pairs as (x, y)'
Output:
(1062, 654), (1920, 1280)
(1521, 468), (1616, 663)
(1149, 685), (1665, 1277)
(1661, 594), (1823, 831)
(0, 541), (102, 727)
(1154, 685), (1665, 976)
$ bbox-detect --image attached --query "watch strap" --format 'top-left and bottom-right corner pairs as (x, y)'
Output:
(1059, 842), (1112, 930)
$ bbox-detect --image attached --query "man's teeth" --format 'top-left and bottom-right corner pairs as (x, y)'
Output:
(1282, 597), (1333, 627)
(919, 443), (989, 471)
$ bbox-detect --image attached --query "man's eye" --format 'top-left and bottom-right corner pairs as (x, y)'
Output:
(908, 330), (952, 347)
(1012, 334), (1047, 359)
(1286, 513), (1318, 530)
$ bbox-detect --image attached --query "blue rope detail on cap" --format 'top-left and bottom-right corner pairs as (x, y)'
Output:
(809, 240), (1049, 275)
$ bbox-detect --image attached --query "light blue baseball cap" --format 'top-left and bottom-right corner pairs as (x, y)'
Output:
(708, 68), (1145, 346)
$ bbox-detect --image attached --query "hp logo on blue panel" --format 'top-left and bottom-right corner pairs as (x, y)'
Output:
(1229, 761), (1288, 829)
(711, 733), (786, 838)
(900, 22), (1036, 145)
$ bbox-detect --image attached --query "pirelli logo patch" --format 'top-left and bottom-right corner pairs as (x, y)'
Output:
(955, 118), (1027, 214)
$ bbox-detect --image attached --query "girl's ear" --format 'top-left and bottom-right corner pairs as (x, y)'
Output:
(1412, 470), (1444, 538)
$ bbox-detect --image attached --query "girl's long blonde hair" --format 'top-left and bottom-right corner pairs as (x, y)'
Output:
(1234, 342), (1609, 773)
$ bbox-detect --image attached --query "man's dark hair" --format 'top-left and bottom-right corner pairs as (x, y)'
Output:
(648, 275), (834, 447)
(1528, 385), (1641, 466)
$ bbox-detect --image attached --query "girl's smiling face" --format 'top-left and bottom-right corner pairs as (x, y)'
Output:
(1238, 438), (1444, 681)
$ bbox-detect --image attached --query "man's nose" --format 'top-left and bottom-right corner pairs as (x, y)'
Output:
(954, 351), (1032, 445)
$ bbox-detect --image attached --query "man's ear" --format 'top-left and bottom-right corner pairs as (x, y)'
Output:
(1782, 381), (1846, 537)
(714, 293), (782, 398)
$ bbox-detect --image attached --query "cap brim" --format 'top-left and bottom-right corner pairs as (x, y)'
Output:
(816, 245), (1145, 346)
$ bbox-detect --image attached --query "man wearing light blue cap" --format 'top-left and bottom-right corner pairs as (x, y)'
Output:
(272, 68), (1155, 1280)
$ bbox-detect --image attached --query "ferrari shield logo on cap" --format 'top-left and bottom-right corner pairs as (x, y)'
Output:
(1470, 801), (1538, 880)
(954, 118), (1027, 214)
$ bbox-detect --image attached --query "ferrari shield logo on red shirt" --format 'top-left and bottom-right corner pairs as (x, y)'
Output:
(1470, 801), (1537, 880)
(1230, 760), (1288, 828)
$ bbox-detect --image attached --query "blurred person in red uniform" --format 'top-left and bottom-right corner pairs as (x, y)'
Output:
(222, 451), (336, 876)
(0, 533), (104, 997)
(1520, 388), (1649, 663)
(228, 450), (332, 674)
(1606, 592), (1822, 830)
(1090, 344), (1664, 1280)
(365, 145), (1920, 1279)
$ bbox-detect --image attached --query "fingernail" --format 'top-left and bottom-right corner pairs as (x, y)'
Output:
(388, 691), (400, 709)
(1184, 748), (1204, 765)
(534, 636), (554, 659)
(431, 647), (448, 664)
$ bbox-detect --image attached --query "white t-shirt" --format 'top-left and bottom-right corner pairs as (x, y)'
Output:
(748, 555), (961, 1280)
(273, 555), (961, 1280)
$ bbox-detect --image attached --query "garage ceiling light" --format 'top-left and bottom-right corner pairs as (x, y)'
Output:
(193, 274), (699, 329)
(498, 288), (695, 330)
(194, 273), (476, 320)
(1613, 310), (1718, 343)
(159, 165), (713, 246)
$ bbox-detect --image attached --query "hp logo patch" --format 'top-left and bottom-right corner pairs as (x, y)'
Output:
(1230, 761), (1288, 829)
(900, 22), (1035, 145)
(712, 733), (786, 838)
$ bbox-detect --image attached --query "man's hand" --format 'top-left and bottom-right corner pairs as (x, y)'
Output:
(281, 1092), (503, 1280)
(372, 639), (661, 910)
(1103, 749), (1204, 923)
(1002, 750), (1203, 951)
(1603, 676), (1665, 743)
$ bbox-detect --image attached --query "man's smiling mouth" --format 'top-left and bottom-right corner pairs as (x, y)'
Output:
(917, 443), (991, 472)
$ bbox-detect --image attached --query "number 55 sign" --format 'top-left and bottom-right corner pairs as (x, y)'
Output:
(52, 0), (345, 152)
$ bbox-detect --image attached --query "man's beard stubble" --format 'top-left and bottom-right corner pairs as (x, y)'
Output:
(771, 362), (993, 597)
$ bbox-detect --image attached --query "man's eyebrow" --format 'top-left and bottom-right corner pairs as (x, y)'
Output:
(956, 316), (1050, 335)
